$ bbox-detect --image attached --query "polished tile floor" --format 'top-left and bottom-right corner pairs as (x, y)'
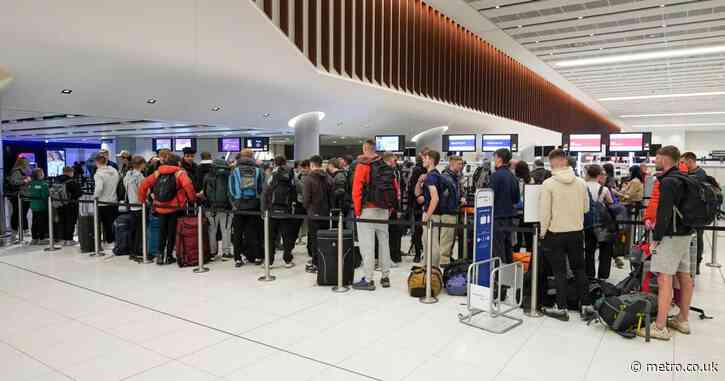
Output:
(0, 236), (723, 381)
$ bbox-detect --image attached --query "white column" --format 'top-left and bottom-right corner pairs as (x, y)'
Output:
(291, 112), (323, 160)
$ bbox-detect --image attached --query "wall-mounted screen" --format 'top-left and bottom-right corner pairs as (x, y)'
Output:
(218, 137), (241, 152)
(152, 138), (173, 152)
(442, 134), (476, 152)
(244, 137), (270, 152)
(174, 138), (196, 152)
(404, 147), (416, 157)
(567, 134), (602, 152)
(482, 134), (518, 152)
(46, 150), (66, 177)
(375, 135), (404, 152)
(18, 152), (36, 163)
(609, 133), (644, 152)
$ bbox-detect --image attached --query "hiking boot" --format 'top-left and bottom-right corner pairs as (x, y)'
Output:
(542, 306), (570, 322)
(381, 277), (391, 288)
(667, 318), (691, 335)
(638, 322), (671, 341)
(284, 261), (295, 269)
(580, 305), (596, 321)
(614, 257), (625, 269)
(305, 264), (318, 273)
(352, 278), (376, 291)
(235, 260), (244, 268)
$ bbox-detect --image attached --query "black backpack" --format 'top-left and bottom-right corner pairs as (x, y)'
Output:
(153, 171), (178, 203)
(670, 172), (722, 227)
(270, 168), (295, 213)
(592, 293), (658, 339)
(437, 172), (460, 214)
(116, 173), (127, 204)
(205, 161), (231, 209)
(332, 171), (348, 211)
(365, 160), (397, 209)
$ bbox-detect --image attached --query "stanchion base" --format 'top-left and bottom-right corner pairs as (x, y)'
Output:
(332, 286), (350, 293)
(524, 310), (543, 318)
(706, 262), (722, 268)
(419, 296), (439, 304)
(43, 247), (61, 252)
(258, 275), (276, 282)
(193, 267), (210, 273)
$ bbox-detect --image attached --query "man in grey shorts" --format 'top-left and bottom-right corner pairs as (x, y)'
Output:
(648, 145), (695, 340)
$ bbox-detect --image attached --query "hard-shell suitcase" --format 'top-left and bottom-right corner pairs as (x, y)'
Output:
(316, 229), (354, 286)
(78, 215), (95, 253)
(112, 213), (133, 256)
(146, 214), (160, 257)
(175, 215), (211, 268)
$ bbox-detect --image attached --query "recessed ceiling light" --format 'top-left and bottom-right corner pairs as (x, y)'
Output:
(555, 44), (725, 67)
(61, 89), (72, 94)
(578, 16), (583, 19)
(535, 40), (539, 43)
(662, 24), (667, 28)
(621, 111), (725, 118)
(660, 4), (665, 7)
(212, 106), (222, 112)
(599, 91), (725, 101)
(590, 33), (595, 37)
(66, 114), (76, 118)
(517, 25), (523, 28)
(146, 98), (157, 104)
(495, 5), (500, 9)
(333, 141), (337, 144)
(263, 113), (272, 119)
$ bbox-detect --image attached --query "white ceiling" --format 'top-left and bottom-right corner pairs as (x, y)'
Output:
(469, 0), (725, 132)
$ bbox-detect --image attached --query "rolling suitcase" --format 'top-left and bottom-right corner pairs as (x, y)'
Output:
(78, 215), (95, 253)
(316, 229), (355, 286)
(175, 215), (211, 268)
(112, 213), (133, 256)
(146, 214), (160, 258)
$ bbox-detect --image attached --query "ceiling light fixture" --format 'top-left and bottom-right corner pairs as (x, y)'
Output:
(61, 89), (72, 94)
(263, 113), (272, 119)
(212, 106), (222, 112)
(517, 25), (523, 28)
(631, 123), (725, 128)
(555, 44), (725, 67)
(599, 91), (725, 101)
(621, 111), (725, 118)
(578, 16), (584, 19)
(146, 98), (157, 104)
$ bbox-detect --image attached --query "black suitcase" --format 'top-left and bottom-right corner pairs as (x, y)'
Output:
(316, 229), (355, 286)
(112, 213), (133, 256)
(78, 215), (95, 253)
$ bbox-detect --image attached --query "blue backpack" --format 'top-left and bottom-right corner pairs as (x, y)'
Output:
(584, 187), (597, 229)
(229, 165), (260, 201)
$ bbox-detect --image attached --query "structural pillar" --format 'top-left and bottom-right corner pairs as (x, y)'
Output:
(291, 112), (323, 160)
(0, 67), (14, 242)
(413, 126), (447, 153)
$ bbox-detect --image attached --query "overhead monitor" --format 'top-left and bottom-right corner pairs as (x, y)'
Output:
(244, 137), (270, 152)
(649, 143), (662, 157)
(17, 152), (36, 163)
(375, 135), (405, 152)
(152, 138), (173, 152)
(404, 147), (416, 157)
(609, 133), (644, 152)
(482, 134), (518, 152)
(543, 145), (556, 157)
(218, 137), (241, 152)
(442, 134), (476, 152)
(567, 134), (602, 152)
(173, 138), (196, 152)
(46, 150), (66, 177)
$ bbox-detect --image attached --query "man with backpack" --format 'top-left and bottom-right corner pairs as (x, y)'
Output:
(649, 146), (696, 340)
(490, 148), (520, 267)
(203, 158), (234, 261)
(352, 141), (399, 290)
(196, 152), (214, 194)
(681, 151), (708, 274)
(138, 154), (197, 265)
(439, 156), (463, 267)
(302, 155), (333, 273)
(118, 156), (146, 260)
(583, 164), (615, 280)
(413, 150), (445, 269)
(262, 156), (297, 268)
(407, 151), (428, 263)
(229, 149), (264, 267)
(181, 147), (201, 192)
(51, 166), (82, 246)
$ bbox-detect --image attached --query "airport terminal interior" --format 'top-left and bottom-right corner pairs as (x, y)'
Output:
(1, 0), (725, 380)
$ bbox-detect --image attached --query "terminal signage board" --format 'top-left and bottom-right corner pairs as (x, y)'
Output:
(474, 189), (494, 287)
(442, 134), (476, 152)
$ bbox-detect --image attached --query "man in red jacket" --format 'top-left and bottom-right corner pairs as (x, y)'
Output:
(138, 154), (197, 265)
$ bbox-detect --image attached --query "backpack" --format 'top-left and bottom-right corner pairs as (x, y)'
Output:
(670, 172), (723, 227)
(407, 266), (443, 298)
(443, 259), (470, 296)
(116, 173), (127, 204)
(365, 160), (397, 209)
(49, 181), (70, 207)
(584, 186), (598, 229)
(4, 169), (21, 194)
(592, 293), (658, 339)
(332, 171), (348, 211)
(270, 169), (294, 213)
(230, 165), (260, 201)
(591, 186), (616, 242)
(437, 172), (460, 214)
(205, 160), (231, 209)
(472, 160), (491, 189)
(153, 171), (178, 203)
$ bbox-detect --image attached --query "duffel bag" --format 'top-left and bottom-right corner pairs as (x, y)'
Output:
(408, 266), (443, 298)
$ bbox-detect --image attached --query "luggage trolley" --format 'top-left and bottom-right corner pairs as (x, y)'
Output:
(458, 257), (524, 334)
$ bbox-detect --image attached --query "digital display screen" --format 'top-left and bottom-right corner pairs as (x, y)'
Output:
(375, 135), (404, 152)
(442, 134), (476, 152)
(609, 133), (644, 152)
(244, 137), (270, 152)
(174, 138), (194, 152)
(18, 152), (36, 163)
(153, 138), (172, 151)
(46, 150), (66, 177)
(219, 137), (241, 152)
(568, 134), (602, 152)
(482, 135), (511, 152)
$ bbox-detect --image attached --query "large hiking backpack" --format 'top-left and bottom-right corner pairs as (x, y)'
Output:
(593, 293), (658, 339)
(49, 181), (70, 207)
(670, 172), (722, 227)
(365, 160), (397, 209)
(230, 164), (260, 201)
(437, 172), (460, 214)
(205, 160), (231, 209)
(270, 169), (294, 213)
(153, 171), (178, 202)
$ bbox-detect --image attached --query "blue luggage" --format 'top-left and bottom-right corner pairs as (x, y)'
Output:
(147, 214), (161, 258)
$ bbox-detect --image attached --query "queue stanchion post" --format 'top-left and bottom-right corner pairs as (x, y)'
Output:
(17, 193), (24, 244)
(420, 218), (438, 304)
(524, 224), (543, 317)
(141, 202), (151, 264)
(332, 210), (350, 293)
(258, 210), (276, 282)
(193, 204), (209, 273)
(92, 198), (102, 256)
(44, 196), (60, 252)
(707, 218), (721, 268)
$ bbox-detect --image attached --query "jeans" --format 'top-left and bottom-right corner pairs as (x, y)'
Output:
(31, 210), (48, 240)
(439, 214), (459, 265)
(232, 213), (262, 263)
(388, 210), (403, 263)
(544, 231), (591, 309)
(307, 218), (329, 266)
(422, 214), (441, 268)
(158, 212), (180, 259)
(269, 217), (296, 264)
(411, 213), (423, 257)
(129, 211), (143, 257)
(206, 211), (232, 256)
(358, 208), (391, 280)
(584, 229), (612, 280)
(11, 198), (30, 232)
(493, 218), (514, 264)
(97, 205), (117, 244)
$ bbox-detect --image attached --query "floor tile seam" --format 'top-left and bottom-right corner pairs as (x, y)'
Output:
(0, 260), (385, 381)
(0, 337), (78, 381)
(578, 327), (607, 381)
(489, 317), (544, 381)
(398, 332), (463, 381)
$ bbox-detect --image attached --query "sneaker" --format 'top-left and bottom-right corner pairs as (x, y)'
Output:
(667, 318), (691, 335)
(235, 260), (244, 268)
(66, 240), (78, 246)
(580, 305), (596, 321)
(156, 256), (165, 265)
(542, 306), (570, 322)
(352, 278), (376, 291)
(254, 259), (264, 266)
(381, 277), (390, 288)
(29, 239), (39, 245)
(638, 322), (671, 341)
(413, 254), (421, 263)
(165, 256), (176, 265)
(305, 264), (318, 273)
(222, 253), (233, 259)
(284, 262), (295, 269)
(614, 257), (625, 269)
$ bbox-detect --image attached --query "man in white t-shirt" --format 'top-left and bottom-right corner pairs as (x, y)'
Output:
(584, 164), (615, 280)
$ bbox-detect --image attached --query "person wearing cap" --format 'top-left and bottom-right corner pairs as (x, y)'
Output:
(98, 148), (119, 170)
(531, 159), (551, 185)
(116, 150), (132, 177)
(196, 152), (214, 194)
(181, 147), (200, 191)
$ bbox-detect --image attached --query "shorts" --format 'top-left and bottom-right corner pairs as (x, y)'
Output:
(651, 235), (692, 275)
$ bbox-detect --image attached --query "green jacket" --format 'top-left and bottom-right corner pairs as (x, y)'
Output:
(28, 180), (49, 211)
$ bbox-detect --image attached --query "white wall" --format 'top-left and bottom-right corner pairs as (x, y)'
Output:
(686, 131), (725, 157)
(650, 130), (687, 151)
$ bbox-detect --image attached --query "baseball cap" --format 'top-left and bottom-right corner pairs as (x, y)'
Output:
(116, 150), (131, 159)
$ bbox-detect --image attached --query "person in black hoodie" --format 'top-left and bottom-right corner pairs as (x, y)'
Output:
(262, 156), (297, 268)
(531, 159), (551, 185)
(407, 151), (428, 262)
(56, 166), (83, 246)
(302, 155), (333, 273)
(181, 147), (200, 191)
(196, 151), (214, 194)
(648, 145), (695, 341)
